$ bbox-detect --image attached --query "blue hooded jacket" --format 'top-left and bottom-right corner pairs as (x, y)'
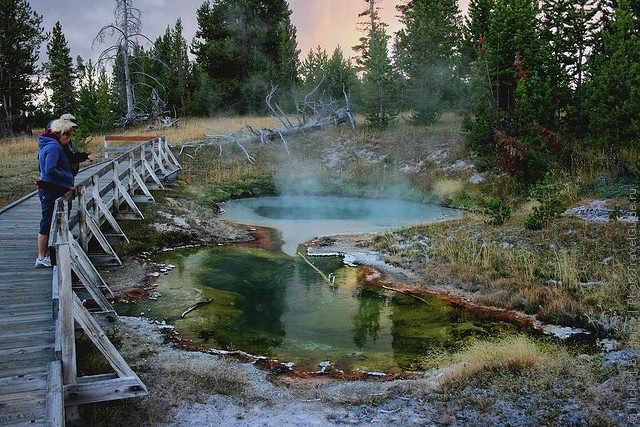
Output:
(37, 133), (74, 190)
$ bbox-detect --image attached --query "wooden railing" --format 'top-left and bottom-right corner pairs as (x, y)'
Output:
(46, 136), (180, 424)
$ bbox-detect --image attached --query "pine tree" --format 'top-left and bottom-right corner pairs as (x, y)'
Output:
(75, 58), (119, 139)
(540, 0), (600, 133)
(585, 0), (640, 149)
(0, 0), (46, 134)
(300, 47), (330, 87)
(299, 47), (358, 103)
(358, 1), (400, 128)
(152, 19), (192, 117)
(464, 0), (556, 183)
(44, 21), (76, 117)
(192, 0), (299, 114)
(394, 0), (463, 124)
(326, 48), (359, 102)
(462, 0), (496, 64)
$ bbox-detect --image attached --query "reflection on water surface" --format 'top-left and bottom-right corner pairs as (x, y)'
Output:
(117, 246), (521, 374)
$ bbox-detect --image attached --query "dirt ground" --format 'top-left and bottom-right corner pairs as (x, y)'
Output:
(95, 199), (639, 427)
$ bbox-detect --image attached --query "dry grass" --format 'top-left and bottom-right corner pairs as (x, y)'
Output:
(0, 135), (42, 205)
(439, 336), (559, 391)
(553, 249), (581, 294)
(145, 116), (283, 143)
(431, 178), (466, 200)
(0, 116), (283, 207)
(373, 210), (636, 338)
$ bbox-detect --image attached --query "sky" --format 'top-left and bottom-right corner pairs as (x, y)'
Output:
(29, 0), (469, 64)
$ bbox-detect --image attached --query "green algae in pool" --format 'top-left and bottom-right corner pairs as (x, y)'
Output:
(116, 245), (521, 374)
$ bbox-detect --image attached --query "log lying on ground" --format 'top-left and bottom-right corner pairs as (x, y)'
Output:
(177, 83), (355, 161)
(181, 298), (214, 318)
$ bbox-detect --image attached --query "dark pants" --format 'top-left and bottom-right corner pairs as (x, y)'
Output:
(38, 187), (69, 235)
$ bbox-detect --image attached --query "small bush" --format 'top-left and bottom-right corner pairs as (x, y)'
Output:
(608, 205), (623, 221)
(524, 176), (565, 230)
(537, 296), (586, 327)
(483, 198), (512, 225)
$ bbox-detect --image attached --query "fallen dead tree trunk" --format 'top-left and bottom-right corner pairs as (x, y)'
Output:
(179, 114), (345, 161)
(178, 83), (355, 162)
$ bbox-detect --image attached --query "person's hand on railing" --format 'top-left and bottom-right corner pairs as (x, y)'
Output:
(87, 154), (97, 163)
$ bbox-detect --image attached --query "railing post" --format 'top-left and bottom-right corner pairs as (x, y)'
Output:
(128, 152), (135, 193)
(54, 198), (80, 423)
(77, 186), (88, 253)
(159, 137), (167, 167)
(103, 136), (109, 159)
(91, 174), (101, 225)
(150, 139), (158, 172)
(139, 145), (147, 182)
(112, 160), (120, 217)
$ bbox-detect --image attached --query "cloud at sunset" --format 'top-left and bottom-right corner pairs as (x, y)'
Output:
(31, 1), (469, 63)
(289, 0), (470, 59)
(289, 0), (404, 58)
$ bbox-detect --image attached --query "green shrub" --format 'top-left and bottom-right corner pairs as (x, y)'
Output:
(524, 176), (565, 230)
(609, 205), (623, 221)
(483, 198), (512, 225)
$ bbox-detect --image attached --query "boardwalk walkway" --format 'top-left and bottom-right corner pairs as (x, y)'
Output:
(0, 137), (179, 425)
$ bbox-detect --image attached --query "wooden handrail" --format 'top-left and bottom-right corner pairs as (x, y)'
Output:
(47, 135), (180, 424)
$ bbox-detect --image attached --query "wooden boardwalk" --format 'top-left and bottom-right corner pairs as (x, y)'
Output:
(0, 137), (180, 426)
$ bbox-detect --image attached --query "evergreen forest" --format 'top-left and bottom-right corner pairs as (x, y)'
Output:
(0, 0), (638, 189)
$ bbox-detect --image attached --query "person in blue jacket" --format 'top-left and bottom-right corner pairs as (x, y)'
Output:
(35, 118), (76, 267)
(45, 113), (96, 175)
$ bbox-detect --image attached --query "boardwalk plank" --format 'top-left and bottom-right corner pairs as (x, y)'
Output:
(0, 395), (46, 426)
(0, 372), (46, 395)
(0, 332), (54, 351)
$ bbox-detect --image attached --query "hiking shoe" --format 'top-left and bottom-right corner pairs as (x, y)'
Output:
(35, 255), (51, 268)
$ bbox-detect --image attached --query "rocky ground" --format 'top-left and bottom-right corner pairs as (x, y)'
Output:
(94, 195), (639, 427)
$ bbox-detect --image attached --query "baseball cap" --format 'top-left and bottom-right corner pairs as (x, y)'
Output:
(59, 113), (77, 126)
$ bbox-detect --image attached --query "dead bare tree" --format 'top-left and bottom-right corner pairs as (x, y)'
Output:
(94, 0), (171, 127)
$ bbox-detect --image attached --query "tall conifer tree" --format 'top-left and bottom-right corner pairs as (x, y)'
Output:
(192, 0), (299, 114)
(394, 0), (463, 124)
(357, 0), (400, 128)
(0, 0), (45, 133)
(44, 21), (76, 117)
(585, 0), (640, 149)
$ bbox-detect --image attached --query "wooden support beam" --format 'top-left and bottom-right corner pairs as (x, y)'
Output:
(64, 376), (147, 406)
(151, 140), (169, 176)
(72, 294), (137, 378)
(130, 157), (155, 202)
(71, 295), (147, 399)
(90, 178), (129, 243)
(141, 146), (164, 189)
(111, 161), (121, 218)
(68, 233), (115, 312)
(113, 167), (144, 220)
(84, 213), (122, 266)
(77, 186), (89, 253)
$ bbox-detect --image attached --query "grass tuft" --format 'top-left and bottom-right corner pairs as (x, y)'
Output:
(440, 336), (556, 391)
